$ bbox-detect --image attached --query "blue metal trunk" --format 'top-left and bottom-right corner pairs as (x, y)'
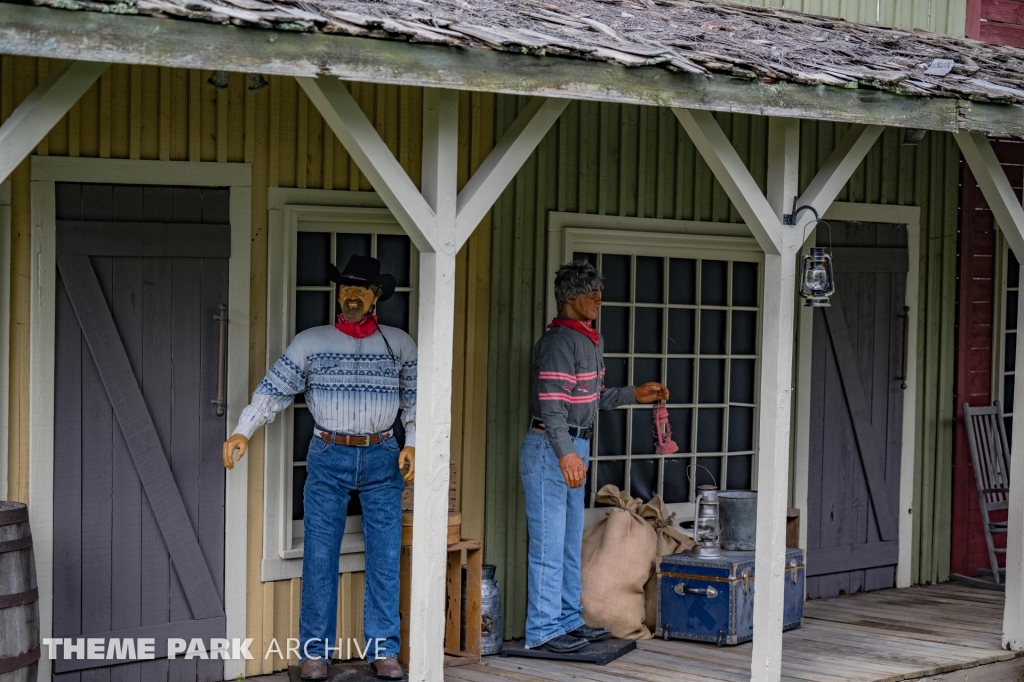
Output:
(655, 548), (804, 645)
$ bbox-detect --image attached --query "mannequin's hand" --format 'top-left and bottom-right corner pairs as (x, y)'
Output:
(399, 446), (415, 483)
(635, 382), (669, 404)
(560, 453), (586, 489)
(222, 434), (249, 470)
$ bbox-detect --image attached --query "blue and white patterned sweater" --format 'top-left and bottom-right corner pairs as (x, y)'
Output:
(232, 324), (418, 445)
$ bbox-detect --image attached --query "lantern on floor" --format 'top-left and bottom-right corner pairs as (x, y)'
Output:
(798, 246), (835, 307)
(652, 401), (678, 455)
(692, 485), (722, 558)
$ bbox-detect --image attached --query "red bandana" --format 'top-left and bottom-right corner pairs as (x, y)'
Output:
(336, 314), (379, 339)
(548, 317), (600, 345)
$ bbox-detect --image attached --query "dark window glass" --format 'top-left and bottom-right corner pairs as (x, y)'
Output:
(730, 359), (756, 404)
(602, 254), (631, 302)
(732, 261), (759, 307)
(377, 234), (411, 288)
(1008, 291), (1019, 332)
(696, 456), (722, 489)
(595, 460), (625, 503)
(1006, 374), (1015, 414)
(1006, 416), (1014, 448)
(635, 256), (664, 304)
(633, 357), (662, 387)
(292, 466), (307, 521)
(669, 258), (696, 305)
(698, 359), (726, 404)
(574, 252), (598, 267)
(296, 291), (331, 334)
(669, 408), (693, 453)
(296, 231), (332, 286)
(727, 455), (753, 490)
(600, 306), (630, 353)
(696, 408), (723, 452)
(293, 408), (316, 462)
(336, 233), (371, 271)
(731, 311), (758, 356)
(604, 357), (628, 391)
(1007, 332), (1017, 373)
(631, 408), (655, 455)
(701, 260), (728, 306)
(663, 458), (691, 503)
(630, 459), (659, 502)
(378, 292), (410, 332)
(668, 309), (695, 354)
(667, 359), (694, 404)
(700, 310), (727, 355)
(634, 308), (663, 354)
(728, 406), (754, 452)
(1010, 250), (1020, 288)
(597, 410), (627, 457)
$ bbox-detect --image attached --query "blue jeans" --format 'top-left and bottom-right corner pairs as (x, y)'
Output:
(299, 436), (404, 662)
(519, 430), (591, 648)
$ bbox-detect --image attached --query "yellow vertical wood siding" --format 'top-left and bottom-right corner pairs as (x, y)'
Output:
(0, 56), (493, 675)
(730, 0), (967, 37)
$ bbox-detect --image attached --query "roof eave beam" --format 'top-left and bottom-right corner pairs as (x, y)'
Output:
(955, 131), (1024, 653)
(0, 60), (109, 184)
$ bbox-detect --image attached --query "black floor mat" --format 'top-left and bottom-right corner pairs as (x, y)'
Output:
(499, 638), (636, 665)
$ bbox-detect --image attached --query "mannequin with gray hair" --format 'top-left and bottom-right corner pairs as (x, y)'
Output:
(519, 259), (669, 654)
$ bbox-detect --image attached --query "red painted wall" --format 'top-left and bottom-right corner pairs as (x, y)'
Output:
(967, 0), (1024, 48)
(952, 141), (1024, 578)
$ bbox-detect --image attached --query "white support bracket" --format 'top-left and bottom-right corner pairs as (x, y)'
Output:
(455, 96), (569, 249)
(0, 60), (109, 184)
(299, 76), (566, 681)
(954, 131), (1024, 653)
(672, 108), (784, 256)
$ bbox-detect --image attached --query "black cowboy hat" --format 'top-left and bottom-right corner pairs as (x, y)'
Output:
(328, 255), (397, 302)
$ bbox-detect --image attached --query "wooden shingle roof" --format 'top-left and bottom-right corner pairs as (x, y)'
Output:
(14, 0), (1024, 105)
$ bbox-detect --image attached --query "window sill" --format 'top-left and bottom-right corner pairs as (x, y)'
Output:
(261, 533), (367, 582)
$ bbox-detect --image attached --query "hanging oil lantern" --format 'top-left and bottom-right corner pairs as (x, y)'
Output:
(652, 401), (678, 455)
(799, 246), (835, 307)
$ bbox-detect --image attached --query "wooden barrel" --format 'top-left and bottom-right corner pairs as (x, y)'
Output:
(0, 502), (39, 682)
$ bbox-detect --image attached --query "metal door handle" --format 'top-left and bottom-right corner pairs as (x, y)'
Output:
(674, 583), (718, 598)
(212, 304), (228, 417)
(897, 306), (910, 389)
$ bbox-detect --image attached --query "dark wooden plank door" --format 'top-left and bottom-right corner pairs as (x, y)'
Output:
(806, 221), (908, 599)
(52, 184), (230, 682)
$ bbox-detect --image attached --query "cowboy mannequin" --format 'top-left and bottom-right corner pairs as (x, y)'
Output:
(521, 260), (669, 653)
(223, 255), (416, 680)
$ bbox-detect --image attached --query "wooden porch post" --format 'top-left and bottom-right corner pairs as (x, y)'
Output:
(954, 131), (1024, 652)
(0, 60), (108, 183)
(673, 111), (883, 681)
(298, 77), (565, 680)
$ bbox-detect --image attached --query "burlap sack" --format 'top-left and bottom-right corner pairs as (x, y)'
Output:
(581, 485), (657, 640)
(639, 496), (695, 631)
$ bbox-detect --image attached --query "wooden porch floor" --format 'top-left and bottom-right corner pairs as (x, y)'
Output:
(448, 583), (1022, 682)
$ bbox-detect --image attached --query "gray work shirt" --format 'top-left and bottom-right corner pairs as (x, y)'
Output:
(530, 322), (635, 458)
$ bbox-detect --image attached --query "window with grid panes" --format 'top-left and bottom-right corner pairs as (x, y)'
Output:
(290, 229), (416, 530)
(574, 250), (761, 510)
(1000, 248), (1019, 445)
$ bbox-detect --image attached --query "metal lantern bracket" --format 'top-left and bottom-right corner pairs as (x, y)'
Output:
(783, 198), (833, 250)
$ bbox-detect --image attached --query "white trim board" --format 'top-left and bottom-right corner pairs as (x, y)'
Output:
(263, 187), (415, 581)
(29, 156), (252, 681)
(790, 201), (921, 590)
(0, 179), (10, 500)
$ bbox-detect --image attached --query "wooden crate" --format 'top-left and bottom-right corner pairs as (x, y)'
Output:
(402, 461), (457, 512)
(401, 512), (461, 546)
(398, 538), (482, 668)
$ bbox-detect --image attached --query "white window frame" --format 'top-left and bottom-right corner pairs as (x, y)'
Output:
(993, 233), (1017, 427)
(263, 188), (417, 582)
(547, 212), (764, 526)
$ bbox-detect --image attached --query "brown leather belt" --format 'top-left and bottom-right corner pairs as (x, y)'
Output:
(317, 430), (392, 447)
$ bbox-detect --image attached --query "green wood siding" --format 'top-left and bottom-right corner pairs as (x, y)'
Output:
(484, 97), (958, 638)
(729, 0), (967, 37)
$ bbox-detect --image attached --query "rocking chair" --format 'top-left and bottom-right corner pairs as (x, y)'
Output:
(958, 401), (1012, 589)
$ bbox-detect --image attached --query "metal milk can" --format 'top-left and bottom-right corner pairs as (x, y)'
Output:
(461, 563), (504, 655)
